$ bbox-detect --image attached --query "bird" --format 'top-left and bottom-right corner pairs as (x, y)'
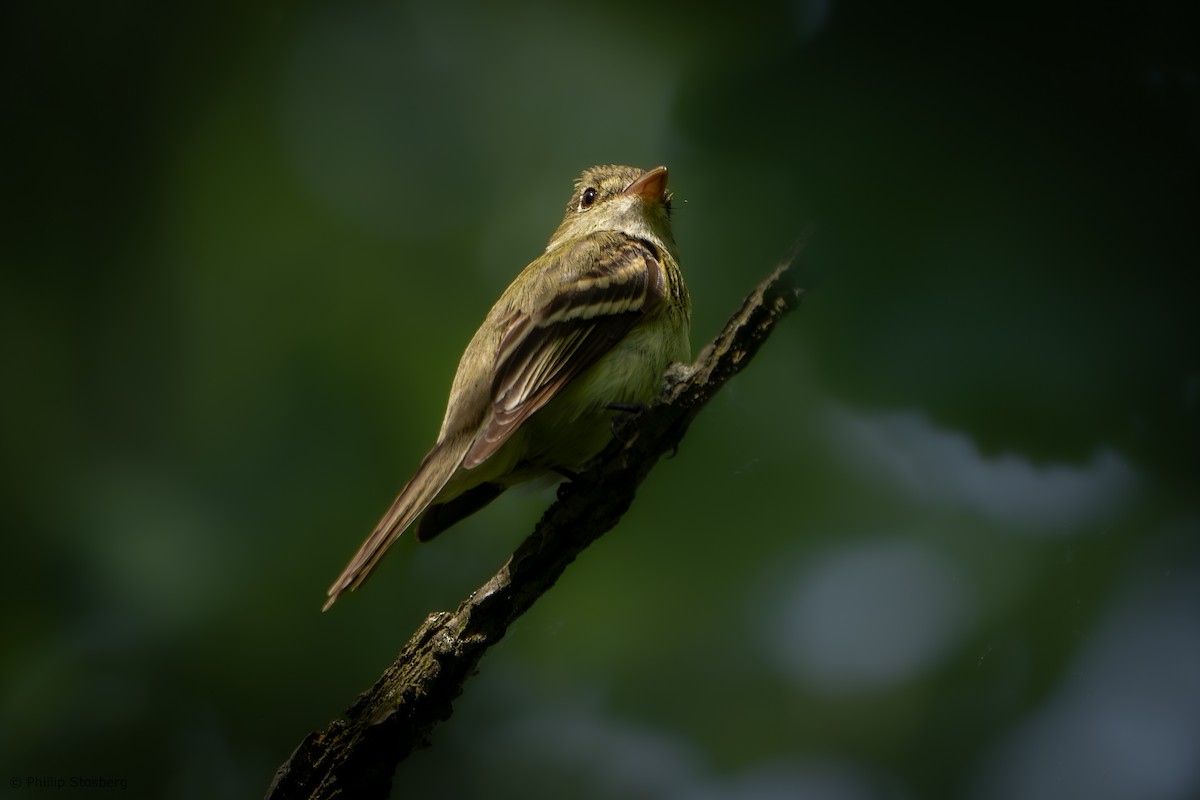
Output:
(324, 164), (690, 610)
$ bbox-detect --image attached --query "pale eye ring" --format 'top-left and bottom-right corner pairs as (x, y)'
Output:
(579, 187), (598, 210)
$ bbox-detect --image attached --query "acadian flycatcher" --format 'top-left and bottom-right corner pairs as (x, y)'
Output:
(324, 164), (690, 609)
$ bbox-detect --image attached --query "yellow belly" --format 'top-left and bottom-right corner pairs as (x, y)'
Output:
(437, 310), (689, 500)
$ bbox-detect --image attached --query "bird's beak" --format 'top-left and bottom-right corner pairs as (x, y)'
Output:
(623, 166), (669, 201)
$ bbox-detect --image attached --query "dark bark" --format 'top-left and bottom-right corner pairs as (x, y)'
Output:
(266, 257), (805, 800)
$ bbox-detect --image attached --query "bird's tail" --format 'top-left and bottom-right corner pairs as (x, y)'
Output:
(323, 440), (466, 610)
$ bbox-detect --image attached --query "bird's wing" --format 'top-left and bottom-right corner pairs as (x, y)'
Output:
(324, 235), (664, 610)
(462, 236), (665, 468)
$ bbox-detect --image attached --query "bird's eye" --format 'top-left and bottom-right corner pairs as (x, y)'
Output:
(579, 187), (598, 210)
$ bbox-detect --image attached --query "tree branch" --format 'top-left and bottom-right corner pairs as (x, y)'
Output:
(266, 255), (806, 800)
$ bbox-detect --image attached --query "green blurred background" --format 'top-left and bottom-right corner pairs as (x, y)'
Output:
(3, 1), (1198, 798)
